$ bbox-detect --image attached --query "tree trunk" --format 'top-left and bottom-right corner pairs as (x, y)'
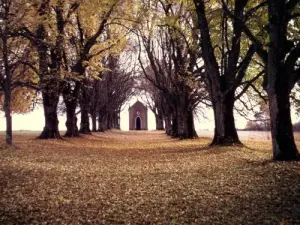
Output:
(63, 82), (80, 137)
(2, 30), (12, 145)
(4, 93), (12, 145)
(211, 92), (241, 145)
(79, 80), (91, 134)
(107, 114), (112, 130)
(266, 0), (299, 160)
(165, 116), (172, 136)
(37, 26), (61, 139)
(98, 112), (108, 132)
(176, 102), (187, 139)
(37, 2), (62, 139)
(176, 93), (197, 139)
(113, 111), (120, 129)
(155, 111), (164, 130)
(171, 114), (178, 137)
(80, 108), (91, 134)
(187, 110), (198, 138)
(39, 90), (61, 139)
(268, 87), (298, 160)
(64, 100), (79, 137)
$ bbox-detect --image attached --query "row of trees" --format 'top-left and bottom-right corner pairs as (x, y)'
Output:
(0, 0), (299, 160)
(133, 0), (299, 160)
(0, 0), (135, 141)
(194, 0), (299, 160)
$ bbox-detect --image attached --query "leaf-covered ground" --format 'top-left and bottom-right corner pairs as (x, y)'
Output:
(0, 130), (299, 224)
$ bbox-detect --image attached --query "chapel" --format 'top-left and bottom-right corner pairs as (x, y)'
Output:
(128, 101), (148, 130)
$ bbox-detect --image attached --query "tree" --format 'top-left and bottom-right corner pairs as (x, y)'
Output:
(266, 0), (299, 160)
(223, 0), (300, 159)
(93, 54), (135, 132)
(136, 0), (204, 139)
(192, 0), (262, 145)
(0, 0), (12, 144)
(0, 0), (38, 144)
(61, 0), (128, 136)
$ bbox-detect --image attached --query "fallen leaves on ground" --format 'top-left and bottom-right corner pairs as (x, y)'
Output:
(0, 130), (299, 224)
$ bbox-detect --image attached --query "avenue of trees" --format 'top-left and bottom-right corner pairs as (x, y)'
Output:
(0, 0), (299, 160)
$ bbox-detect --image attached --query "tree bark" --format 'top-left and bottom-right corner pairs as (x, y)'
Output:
(187, 110), (198, 139)
(79, 79), (91, 134)
(268, 87), (298, 160)
(63, 82), (80, 137)
(39, 89), (61, 139)
(211, 92), (241, 145)
(98, 112), (108, 132)
(64, 99), (79, 137)
(154, 101), (164, 130)
(165, 116), (172, 136)
(267, 0), (298, 160)
(112, 111), (120, 129)
(2, 32), (12, 145)
(4, 92), (12, 145)
(176, 101), (187, 139)
(175, 92), (198, 139)
(155, 113), (164, 130)
(171, 113), (178, 137)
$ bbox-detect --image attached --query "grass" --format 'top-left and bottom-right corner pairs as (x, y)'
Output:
(0, 130), (299, 224)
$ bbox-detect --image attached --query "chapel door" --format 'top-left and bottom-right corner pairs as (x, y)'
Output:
(136, 117), (141, 130)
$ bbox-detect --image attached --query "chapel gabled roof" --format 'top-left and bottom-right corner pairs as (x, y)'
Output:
(128, 100), (147, 111)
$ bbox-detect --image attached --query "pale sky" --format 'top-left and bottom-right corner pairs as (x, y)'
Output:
(0, 96), (298, 131)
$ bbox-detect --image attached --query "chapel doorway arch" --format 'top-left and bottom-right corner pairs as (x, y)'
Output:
(136, 117), (141, 130)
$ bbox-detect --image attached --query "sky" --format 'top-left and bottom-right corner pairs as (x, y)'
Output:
(0, 96), (298, 131)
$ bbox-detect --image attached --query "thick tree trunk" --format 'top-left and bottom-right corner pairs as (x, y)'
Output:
(112, 111), (120, 129)
(98, 113), (108, 132)
(39, 90), (61, 139)
(37, 2), (62, 139)
(80, 108), (91, 134)
(79, 81), (91, 134)
(37, 26), (61, 139)
(64, 100), (79, 137)
(176, 104), (187, 139)
(187, 110), (198, 138)
(165, 116), (172, 136)
(268, 88), (298, 160)
(267, 0), (299, 160)
(211, 93), (241, 145)
(155, 112), (164, 130)
(176, 93), (197, 139)
(63, 82), (81, 137)
(171, 114), (178, 137)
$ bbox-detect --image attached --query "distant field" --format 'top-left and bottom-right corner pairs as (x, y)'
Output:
(0, 130), (299, 224)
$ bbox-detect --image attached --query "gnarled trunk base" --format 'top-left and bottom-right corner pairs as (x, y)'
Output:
(64, 101), (79, 137)
(211, 95), (241, 146)
(38, 92), (61, 139)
